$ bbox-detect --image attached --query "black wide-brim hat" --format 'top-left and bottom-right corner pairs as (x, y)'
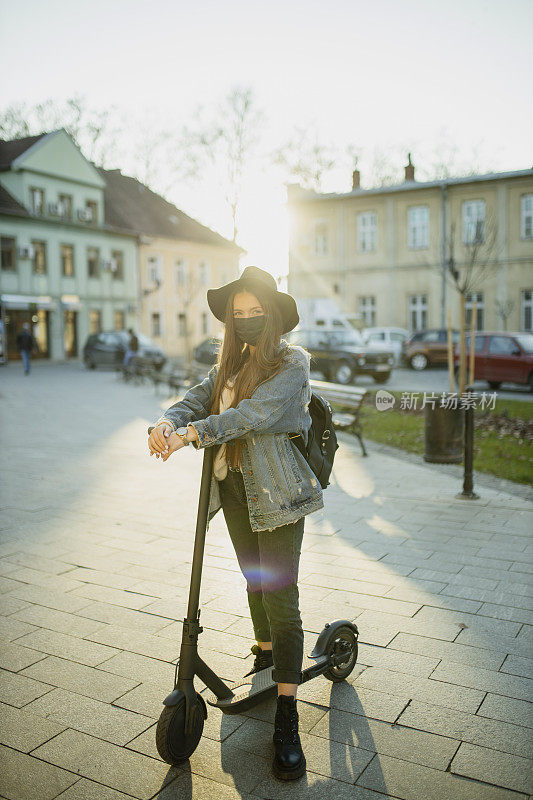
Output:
(207, 266), (299, 334)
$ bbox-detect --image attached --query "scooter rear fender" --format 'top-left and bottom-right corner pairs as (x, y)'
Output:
(309, 619), (358, 658)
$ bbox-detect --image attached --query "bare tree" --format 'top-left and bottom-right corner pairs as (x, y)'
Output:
(180, 86), (263, 242)
(0, 95), (120, 167)
(272, 126), (338, 192)
(495, 298), (515, 331)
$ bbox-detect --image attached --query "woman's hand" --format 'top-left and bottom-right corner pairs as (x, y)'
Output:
(148, 423), (173, 458)
(160, 432), (186, 461)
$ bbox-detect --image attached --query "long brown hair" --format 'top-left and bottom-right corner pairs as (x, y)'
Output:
(208, 283), (290, 468)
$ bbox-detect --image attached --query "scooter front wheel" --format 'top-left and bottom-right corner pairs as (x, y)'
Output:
(322, 624), (358, 682)
(156, 693), (207, 765)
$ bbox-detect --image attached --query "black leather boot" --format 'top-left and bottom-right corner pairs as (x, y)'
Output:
(272, 695), (306, 780)
(243, 644), (274, 677)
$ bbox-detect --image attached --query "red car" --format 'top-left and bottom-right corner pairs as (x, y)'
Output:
(454, 332), (533, 391)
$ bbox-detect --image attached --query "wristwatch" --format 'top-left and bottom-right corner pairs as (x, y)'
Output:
(176, 426), (191, 446)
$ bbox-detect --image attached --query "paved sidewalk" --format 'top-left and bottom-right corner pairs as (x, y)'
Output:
(0, 363), (532, 800)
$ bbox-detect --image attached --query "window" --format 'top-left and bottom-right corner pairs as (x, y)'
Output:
(465, 334), (487, 353)
(462, 200), (485, 245)
(488, 335), (516, 356)
(198, 261), (210, 285)
(111, 250), (124, 280)
(521, 289), (532, 331)
(465, 291), (484, 330)
(30, 187), (45, 215)
(1, 237), (16, 271)
(86, 201), (98, 224)
(147, 255), (162, 285)
(357, 211), (377, 252)
(32, 241), (47, 274)
(175, 259), (188, 288)
(59, 194), (72, 220)
(151, 312), (161, 338)
(408, 294), (427, 330)
(358, 296), (376, 326)
(178, 313), (187, 336)
(87, 247), (100, 278)
(61, 244), (74, 277)
(313, 221), (328, 255)
(89, 309), (101, 334)
(407, 206), (429, 249)
(521, 195), (533, 239)
(114, 310), (125, 330)
(201, 312), (208, 336)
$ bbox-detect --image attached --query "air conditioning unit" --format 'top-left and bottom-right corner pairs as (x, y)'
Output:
(48, 202), (61, 216)
(18, 245), (35, 259)
(77, 208), (93, 222)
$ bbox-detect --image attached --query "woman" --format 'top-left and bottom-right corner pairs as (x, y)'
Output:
(148, 266), (324, 781)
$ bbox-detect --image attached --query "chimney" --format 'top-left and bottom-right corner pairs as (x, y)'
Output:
(352, 169), (361, 190)
(404, 153), (415, 182)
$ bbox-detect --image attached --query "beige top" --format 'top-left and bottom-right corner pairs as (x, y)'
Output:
(213, 376), (237, 480)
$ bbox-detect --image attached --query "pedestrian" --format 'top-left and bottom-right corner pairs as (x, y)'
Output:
(123, 328), (139, 368)
(16, 322), (38, 375)
(148, 266), (324, 781)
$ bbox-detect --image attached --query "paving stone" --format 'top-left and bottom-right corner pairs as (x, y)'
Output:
(112, 681), (164, 719)
(0, 615), (38, 641)
(69, 583), (157, 610)
(15, 628), (120, 667)
(252, 769), (382, 800)
(354, 666), (484, 713)
(26, 688), (154, 746)
(500, 655), (533, 679)
(430, 661), (533, 702)
(76, 601), (179, 634)
(398, 699), (533, 759)
(225, 715), (373, 783)
(12, 605), (107, 637)
(83, 624), (179, 661)
(0, 595), (29, 615)
(0, 668), (53, 707)
(0, 640), (47, 672)
(409, 605), (522, 638)
(5, 584), (92, 613)
(308, 707), (458, 769)
(355, 609), (463, 644)
(451, 742), (533, 795)
(32, 729), (180, 799)
(358, 752), (527, 800)
(357, 643), (440, 677)
(97, 650), (175, 685)
(454, 628), (533, 658)
(0, 701), (66, 752)
(153, 771), (257, 799)
(478, 602), (533, 625)
(389, 631), (506, 670)
(20, 656), (138, 702)
(0, 743), (77, 800)
(294, 680), (408, 724)
(477, 693), (533, 728)
(51, 778), (133, 800)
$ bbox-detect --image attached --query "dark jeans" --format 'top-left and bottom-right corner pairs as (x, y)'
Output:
(218, 467), (305, 685)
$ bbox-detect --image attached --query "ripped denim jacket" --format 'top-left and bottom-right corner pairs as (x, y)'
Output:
(155, 341), (324, 533)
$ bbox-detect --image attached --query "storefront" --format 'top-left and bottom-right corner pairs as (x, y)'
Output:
(0, 294), (55, 361)
(61, 295), (82, 359)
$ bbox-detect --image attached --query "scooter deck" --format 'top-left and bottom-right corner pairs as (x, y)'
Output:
(204, 654), (329, 714)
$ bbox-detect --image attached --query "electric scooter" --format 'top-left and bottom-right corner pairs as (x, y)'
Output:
(150, 436), (359, 765)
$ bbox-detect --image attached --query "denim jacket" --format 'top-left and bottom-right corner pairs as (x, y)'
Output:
(156, 340), (324, 532)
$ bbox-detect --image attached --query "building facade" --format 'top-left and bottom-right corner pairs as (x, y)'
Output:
(287, 160), (533, 333)
(0, 130), (138, 362)
(101, 168), (243, 360)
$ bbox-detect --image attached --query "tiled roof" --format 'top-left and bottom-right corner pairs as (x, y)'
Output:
(0, 184), (29, 217)
(0, 133), (47, 170)
(99, 168), (244, 251)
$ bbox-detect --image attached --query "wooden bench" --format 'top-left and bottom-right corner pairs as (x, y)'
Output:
(310, 379), (368, 457)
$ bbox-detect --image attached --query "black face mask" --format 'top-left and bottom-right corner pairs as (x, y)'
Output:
(234, 315), (266, 345)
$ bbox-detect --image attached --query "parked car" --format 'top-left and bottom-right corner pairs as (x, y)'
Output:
(453, 331), (533, 391)
(362, 327), (410, 365)
(285, 327), (395, 384)
(83, 331), (167, 370)
(402, 328), (459, 370)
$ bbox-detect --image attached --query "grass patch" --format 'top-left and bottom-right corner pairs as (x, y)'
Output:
(334, 390), (533, 486)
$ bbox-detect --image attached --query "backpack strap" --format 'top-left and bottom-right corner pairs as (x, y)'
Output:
(287, 432), (307, 460)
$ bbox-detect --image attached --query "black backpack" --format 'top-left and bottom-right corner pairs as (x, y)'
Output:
(288, 393), (339, 489)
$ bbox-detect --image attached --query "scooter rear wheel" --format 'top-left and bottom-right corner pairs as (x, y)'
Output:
(322, 625), (358, 682)
(156, 693), (206, 764)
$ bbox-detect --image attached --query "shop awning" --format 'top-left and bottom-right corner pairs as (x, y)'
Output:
(61, 294), (82, 311)
(1, 294), (56, 311)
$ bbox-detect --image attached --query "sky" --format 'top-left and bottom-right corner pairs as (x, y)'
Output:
(1, 0), (532, 285)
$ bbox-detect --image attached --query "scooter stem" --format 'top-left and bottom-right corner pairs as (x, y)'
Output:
(186, 445), (214, 620)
